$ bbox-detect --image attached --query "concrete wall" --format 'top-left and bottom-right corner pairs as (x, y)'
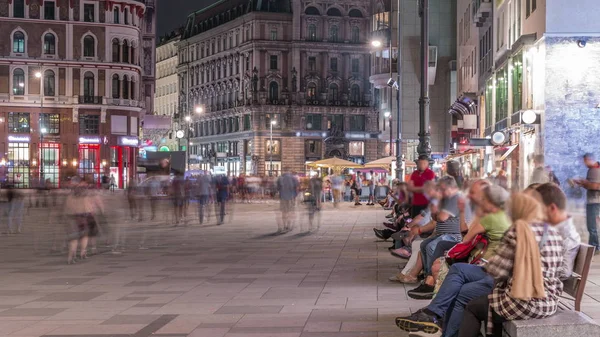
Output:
(546, 0), (600, 34)
(543, 36), (600, 185)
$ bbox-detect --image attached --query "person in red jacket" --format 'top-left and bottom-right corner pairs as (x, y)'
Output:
(407, 155), (436, 218)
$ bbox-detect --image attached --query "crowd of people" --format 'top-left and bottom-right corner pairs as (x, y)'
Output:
(370, 154), (587, 337)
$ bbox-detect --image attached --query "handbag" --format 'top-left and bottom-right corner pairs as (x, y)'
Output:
(445, 234), (489, 266)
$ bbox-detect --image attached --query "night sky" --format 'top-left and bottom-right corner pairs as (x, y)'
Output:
(156, 0), (215, 38)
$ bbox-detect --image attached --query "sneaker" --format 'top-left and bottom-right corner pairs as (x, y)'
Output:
(368, 203), (375, 206)
(355, 202), (362, 206)
(385, 214), (395, 219)
(395, 309), (441, 334)
(389, 273), (419, 284)
(407, 283), (435, 300)
(373, 228), (386, 240)
(383, 221), (397, 230)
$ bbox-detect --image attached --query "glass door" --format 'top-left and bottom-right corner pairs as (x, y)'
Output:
(40, 143), (60, 188)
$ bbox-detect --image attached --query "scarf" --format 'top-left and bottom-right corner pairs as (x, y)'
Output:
(509, 193), (546, 300)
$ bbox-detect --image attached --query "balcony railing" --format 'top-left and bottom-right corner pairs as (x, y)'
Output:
(303, 100), (371, 107)
(78, 96), (103, 104)
(472, 0), (492, 26)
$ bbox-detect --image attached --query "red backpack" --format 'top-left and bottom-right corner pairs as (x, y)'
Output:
(445, 234), (489, 266)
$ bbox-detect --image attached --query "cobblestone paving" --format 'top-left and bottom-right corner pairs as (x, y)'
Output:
(0, 192), (598, 336)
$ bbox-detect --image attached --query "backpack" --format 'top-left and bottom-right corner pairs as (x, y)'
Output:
(445, 234), (489, 266)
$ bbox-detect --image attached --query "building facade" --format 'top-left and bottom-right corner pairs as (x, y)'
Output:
(0, 0), (156, 188)
(370, 0), (457, 166)
(178, 0), (377, 176)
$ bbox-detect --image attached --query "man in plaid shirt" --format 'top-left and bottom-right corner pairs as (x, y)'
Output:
(459, 220), (564, 336)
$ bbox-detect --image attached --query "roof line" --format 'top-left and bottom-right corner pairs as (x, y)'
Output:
(187, 0), (229, 17)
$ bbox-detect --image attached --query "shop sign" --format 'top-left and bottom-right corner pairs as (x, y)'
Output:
(8, 135), (30, 143)
(118, 136), (139, 147)
(79, 136), (102, 144)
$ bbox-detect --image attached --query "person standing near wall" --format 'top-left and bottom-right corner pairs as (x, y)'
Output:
(574, 153), (600, 252)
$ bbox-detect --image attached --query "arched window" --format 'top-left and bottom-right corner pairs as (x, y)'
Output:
(122, 75), (130, 99)
(44, 70), (55, 96)
(43, 33), (56, 55)
(351, 84), (360, 102)
(13, 31), (25, 53)
(269, 82), (279, 101)
(124, 8), (129, 25)
(329, 83), (338, 101)
(130, 79), (135, 100)
(122, 40), (129, 63)
(113, 8), (119, 23)
(307, 24), (317, 41)
(83, 71), (94, 97)
(83, 35), (95, 57)
(112, 39), (120, 62)
(351, 26), (360, 43)
(12, 68), (25, 95)
(329, 25), (339, 42)
(307, 82), (317, 98)
(349, 9), (363, 18)
(305, 6), (320, 15)
(326, 8), (342, 16)
(112, 74), (120, 98)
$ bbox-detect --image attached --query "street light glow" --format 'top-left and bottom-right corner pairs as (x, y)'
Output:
(195, 106), (203, 113)
(384, 111), (391, 118)
(35, 72), (42, 78)
(185, 115), (191, 122)
(371, 40), (383, 48)
(271, 120), (277, 125)
(41, 127), (47, 134)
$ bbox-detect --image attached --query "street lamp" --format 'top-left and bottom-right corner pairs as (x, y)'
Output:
(185, 115), (191, 122)
(269, 120), (276, 177)
(384, 112), (392, 156)
(371, 39), (383, 48)
(417, 0), (432, 161)
(195, 106), (203, 114)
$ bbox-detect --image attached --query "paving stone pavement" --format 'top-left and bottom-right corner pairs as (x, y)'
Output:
(0, 192), (599, 337)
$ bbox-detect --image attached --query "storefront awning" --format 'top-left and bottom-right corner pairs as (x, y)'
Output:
(447, 96), (477, 119)
(496, 144), (519, 162)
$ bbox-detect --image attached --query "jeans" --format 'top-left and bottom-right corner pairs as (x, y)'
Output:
(586, 203), (600, 249)
(459, 295), (505, 337)
(420, 234), (461, 275)
(427, 263), (494, 337)
(198, 195), (208, 224)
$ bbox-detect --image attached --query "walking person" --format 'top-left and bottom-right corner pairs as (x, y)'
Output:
(171, 173), (185, 225)
(367, 170), (377, 205)
(197, 174), (211, 224)
(352, 173), (362, 206)
(277, 168), (299, 233)
(214, 174), (229, 225)
(6, 185), (24, 234)
(109, 174), (116, 192)
(574, 153), (600, 251)
(408, 154), (436, 218)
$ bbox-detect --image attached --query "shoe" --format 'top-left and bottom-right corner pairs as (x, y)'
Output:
(389, 273), (419, 284)
(407, 283), (435, 300)
(385, 214), (395, 219)
(373, 228), (386, 241)
(368, 203), (375, 206)
(355, 202), (362, 206)
(390, 247), (411, 259)
(383, 221), (397, 230)
(395, 309), (441, 334)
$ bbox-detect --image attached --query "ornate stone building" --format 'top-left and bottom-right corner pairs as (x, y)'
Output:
(178, 0), (377, 176)
(0, 0), (156, 188)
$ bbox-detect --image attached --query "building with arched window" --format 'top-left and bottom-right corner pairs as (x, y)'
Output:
(177, 0), (377, 176)
(0, 0), (156, 188)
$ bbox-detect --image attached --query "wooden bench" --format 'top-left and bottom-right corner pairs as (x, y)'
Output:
(503, 243), (600, 337)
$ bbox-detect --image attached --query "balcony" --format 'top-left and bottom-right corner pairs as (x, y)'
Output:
(78, 96), (103, 104)
(106, 98), (142, 107)
(303, 99), (371, 107)
(472, 0), (492, 27)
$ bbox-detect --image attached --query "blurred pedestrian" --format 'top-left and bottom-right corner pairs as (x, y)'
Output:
(277, 169), (299, 233)
(574, 153), (600, 251)
(6, 185), (24, 234)
(197, 173), (211, 224)
(215, 174), (229, 225)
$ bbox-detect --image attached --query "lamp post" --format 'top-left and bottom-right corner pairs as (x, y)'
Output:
(396, 0), (404, 180)
(185, 114), (191, 171)
(417, 0), (432, 161)
(269, 120), (276, 177)
(384, 111), (392, 156)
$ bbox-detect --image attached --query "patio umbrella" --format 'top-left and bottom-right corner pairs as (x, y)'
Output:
(306, 157), (362, 173)
(363, 156), (396, 170)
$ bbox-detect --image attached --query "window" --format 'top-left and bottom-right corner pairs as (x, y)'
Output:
(122, 40), (129, 63)
(12, 68), (25, 95)
(495, 66), (508, 122)
(40, 113), (60, 134)
(352, 59), (359, 73)
(308, 57), (316, 71)
(112, 39), (120, 62)
(306, 114), (322, 130)
(83, 35), (95, 57)
(13, 31), (25, 53)
(269, 82), (279, 101)
(83, 71), (94, 97)
(13, 0), (24, 18)
(43, 70), (55, 96)
(350, 115), (365, 131)
(244, 115), (251, 130)
(84, 3), (95, 22)
(8, 112), (30, 133)
(329, 25), (339, 42)
(512, 53), (523, 113)
(532, 0), (536, 12)
(122, 75), (130, 99)
(112, 74), (120, 98)
(44, 1), (55, 19)
(130, 80), (135, 100)
(43, 33), (56, 55)
(351, 26), (360, 43)
(327, 114), (344, 131)
(307, 24), (317, 41)
(330, 57), (338, 71)
(307, 82), (317, 98)
(305, 140), (321, 156)
(79, 115), (100, 134)
(265, 139), (281, 155)
(349, 141), (364, 156)
(124, 8), (129, 24)
(113, 8), (119, 23)
(328, 83), (338, 101)
(270, 29), (277, 40)
(265, 113), (281, 129)
(350, 84), (360, 102)
(270, 55), (278, 70)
